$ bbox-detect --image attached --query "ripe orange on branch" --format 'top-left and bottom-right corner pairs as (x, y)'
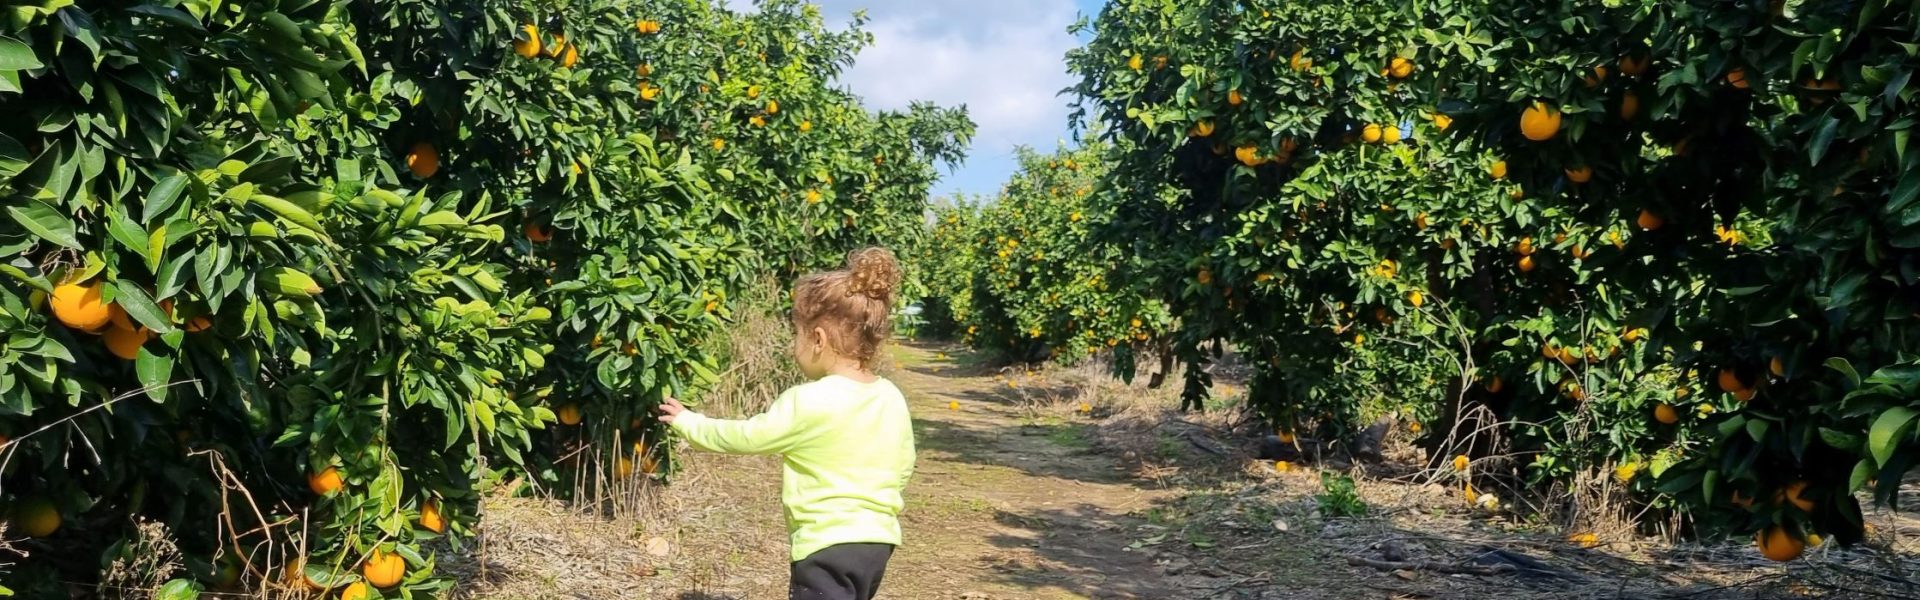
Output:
(308, 467), (344, 496)
(513, 24), (542, 58)
(50, 279), (112, 331)
(407, 142), (439, 178)
(103, 325), (148, 360)
(363, 549), (406, 588)
(1520, 101), (1562, 141)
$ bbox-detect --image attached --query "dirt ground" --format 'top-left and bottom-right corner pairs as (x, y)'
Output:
(450, 343), (1920, 599)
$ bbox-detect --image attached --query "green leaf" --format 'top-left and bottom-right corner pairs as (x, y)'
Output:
(1746, 418), (1770, 442)
(1850, 458), (1875, 493)
(6, 202), (82, 249)
(107, 210), (153, 263)
(141, 174), (190, 224)
(1809, 118), (1838, 165)
(1826, 357), (1861, 388)
(55, 8), (102, 65)
(0, 134), (27, 179)
(1868, 406), (1918, 465)
(1819, 427), (1864, 451)
(111, 282), (174, 333)
(0, 35), (41, 70)
(135, 349), (172, 404)
(152, 579), (200, 600)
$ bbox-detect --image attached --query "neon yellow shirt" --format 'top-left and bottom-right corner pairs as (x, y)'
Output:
(670, 375), (916, 561)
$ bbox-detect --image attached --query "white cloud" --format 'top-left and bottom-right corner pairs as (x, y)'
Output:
(729, 0), (1085, 196)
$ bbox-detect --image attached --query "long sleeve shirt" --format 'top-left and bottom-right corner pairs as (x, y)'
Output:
(670, 375), (916, 561)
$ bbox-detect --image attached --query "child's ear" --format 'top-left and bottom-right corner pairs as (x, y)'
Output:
(812, 326), (830, 351)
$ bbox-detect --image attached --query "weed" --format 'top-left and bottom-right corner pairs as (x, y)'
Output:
(1316, 471), (1368, 518)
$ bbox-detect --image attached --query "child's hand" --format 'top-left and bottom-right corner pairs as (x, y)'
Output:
(657, 396), (687, 424)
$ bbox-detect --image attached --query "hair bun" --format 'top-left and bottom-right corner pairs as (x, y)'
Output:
(845, 247), (901, 303)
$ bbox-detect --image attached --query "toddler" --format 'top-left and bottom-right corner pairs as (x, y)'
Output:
(659, 247), (916, 600)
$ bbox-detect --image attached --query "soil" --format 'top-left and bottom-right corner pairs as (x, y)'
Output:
(451, 343), (1920, 600)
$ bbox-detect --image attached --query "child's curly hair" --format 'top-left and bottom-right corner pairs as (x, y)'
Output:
(792, 247), (902, 368)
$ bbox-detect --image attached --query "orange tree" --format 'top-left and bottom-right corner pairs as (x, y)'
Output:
(1067, 0), (1915, 551)
(917, 144), (1170, 370)
(0, 0), (967, 595)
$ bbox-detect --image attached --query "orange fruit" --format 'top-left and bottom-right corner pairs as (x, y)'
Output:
(1782, 481), (1815, 511)
(1756, 526), (1805, 562)
(1452, 455), (1470, 471)
(1636, 210), (1664, 231)
(1407, 290), (1424, 307)
(109, 302), (135, 331)
(947, 401), (959, 411)
(513, 25), (541, 58)
(1734, 388), (1757, 402)
(1362, 123), (1384, 143)
(308, 466), (344, 496)
(1352, 333), (1365, 346)
(524, 222), (552, 243)
(1234, 145), (1266, 167)
(1189, 120), (1215, 138)
(1583, 65), (1609, 88)
(406, 142), (439, 178)
(561, 44), (579, 68)
(1619, 91), (1641, 121)
(1388, 57), (1413, 79)
(615, 455), (635, 478)
(556, 403), (583, 426)
(1432, 114), (1452, 131)
(185, 315), (213, 332)
(1619, 53), (1648, 77)
(1565, 165), (1593, 184)
(1518, 255), (1536, 273)
(1516, 236), (1536, 256)
(50, 280), (113, 331)
(1770, 356), (1785, 378)
(1274, 460), (1294, 473)
(1228, 89), (1243, 106)
(1726, 67), (1750, 89)
(419, 500), (446, 534)
(363, 549), (406, 588)
(1489, 160), (1508, 180)
(1520, 101), (1562, 141)
(1486, 376), (1504, 393)
(1654, 403), (1679, 424)
(1717, 369), (1746, 394)
(9, 497), (61, 537)
(1290, 49), (1312, 71)
(103, 324), (149, 360)
(341, 583), (374, 600)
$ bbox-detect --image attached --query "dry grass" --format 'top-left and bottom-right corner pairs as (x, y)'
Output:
(97, 519), (183, 599)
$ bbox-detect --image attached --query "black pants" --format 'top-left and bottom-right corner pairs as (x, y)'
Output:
(790, 543), (893, 600)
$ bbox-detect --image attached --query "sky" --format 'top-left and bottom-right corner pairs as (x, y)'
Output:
(727, 0), (1108, 201)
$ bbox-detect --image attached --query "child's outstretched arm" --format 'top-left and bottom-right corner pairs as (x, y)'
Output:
(657, 390), (817, 455)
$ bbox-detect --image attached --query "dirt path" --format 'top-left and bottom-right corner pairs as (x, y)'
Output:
(458, 343), (1214, 599)
(881, 345), (1211, 599)
(457, 342), (1920, 600)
